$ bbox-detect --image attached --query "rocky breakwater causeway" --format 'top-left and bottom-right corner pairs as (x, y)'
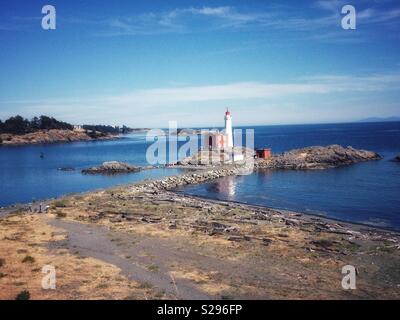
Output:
(80, 145), (382, 192)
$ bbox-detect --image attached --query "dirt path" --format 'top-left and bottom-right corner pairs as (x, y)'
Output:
(48, 219), (216, 300)
(48, 218), (307, 299)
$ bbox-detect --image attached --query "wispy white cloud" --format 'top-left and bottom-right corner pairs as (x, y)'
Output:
(93, 3), (400, 41)
(97, 6), (266, 36)
(298, 2), (400, 43)
(315, 0), (345, 12)
(359, 7), (400, 24)
(2, 3), (399, 40)
(315, 1), (400, 25)
(2, 72), (399, 106)
(1, 72), (399, 126)
(0, 73), (400, 106)
(301, 73), (400, 91)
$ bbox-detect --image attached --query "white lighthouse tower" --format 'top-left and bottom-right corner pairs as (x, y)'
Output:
(224, 109), (234, 149)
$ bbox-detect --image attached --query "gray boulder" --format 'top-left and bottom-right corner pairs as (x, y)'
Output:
(82, 161), (141, 174)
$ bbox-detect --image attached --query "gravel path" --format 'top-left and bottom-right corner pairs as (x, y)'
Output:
(48, 219), (216, 299)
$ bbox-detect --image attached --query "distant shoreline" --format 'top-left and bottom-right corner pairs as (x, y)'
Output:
(0, 129), (118, 146)
(0, 129), (151, 147)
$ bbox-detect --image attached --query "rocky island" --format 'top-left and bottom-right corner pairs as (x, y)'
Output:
(254, 145), (382, 170)
(177, 145), (381, 171)
(82, 161), (142, 174)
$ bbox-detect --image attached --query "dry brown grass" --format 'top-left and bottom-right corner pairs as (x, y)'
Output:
(170, 269), (231, 295)
(0, 214), (155, 300)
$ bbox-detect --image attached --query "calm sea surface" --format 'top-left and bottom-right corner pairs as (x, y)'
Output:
(0, 133), (183, 206)
(1, 122), (400, 230)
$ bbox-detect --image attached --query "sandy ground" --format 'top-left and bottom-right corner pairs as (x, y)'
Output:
(1, 183), (400, 300)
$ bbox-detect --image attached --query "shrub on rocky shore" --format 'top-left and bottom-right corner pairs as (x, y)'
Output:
(15, 290), (30, 300)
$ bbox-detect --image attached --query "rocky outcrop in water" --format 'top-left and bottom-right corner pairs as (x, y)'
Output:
(153, 145), (382, 190)
(132, 145), (380, 191)
(82, 161), (142, 174)
(255, 145), (382, 170)
(177, 145), (381, 170)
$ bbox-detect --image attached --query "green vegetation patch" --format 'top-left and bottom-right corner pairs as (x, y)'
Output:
(21, 255), (35, 263)
(15, 290), (30, 300)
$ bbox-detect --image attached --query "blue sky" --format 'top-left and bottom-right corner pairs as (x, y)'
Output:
(0, 0), (399, 127)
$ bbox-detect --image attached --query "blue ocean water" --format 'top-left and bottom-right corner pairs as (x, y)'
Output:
(1, 122), (400, 230)
(0, 133), (184, 206)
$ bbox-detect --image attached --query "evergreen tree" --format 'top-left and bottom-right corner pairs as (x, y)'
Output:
(2, 115), (30, 134)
